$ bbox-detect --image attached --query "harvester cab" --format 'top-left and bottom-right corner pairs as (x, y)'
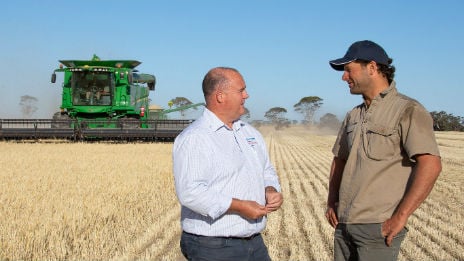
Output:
(51, 55), (156, 123)
(67, 71), (111, 106)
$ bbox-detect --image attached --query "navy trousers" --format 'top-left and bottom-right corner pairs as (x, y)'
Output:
(180, 231), (272, 261)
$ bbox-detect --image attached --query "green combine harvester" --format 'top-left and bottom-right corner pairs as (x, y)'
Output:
(0, 55), (203, 141)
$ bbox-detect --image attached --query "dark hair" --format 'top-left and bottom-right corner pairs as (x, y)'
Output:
(202, 67), (239, 98)
(356, 59), (395, 84)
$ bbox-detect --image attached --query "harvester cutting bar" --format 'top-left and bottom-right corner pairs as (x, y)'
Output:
(78, 119), (193, 140)
(0, 119), (76, 139)
(0, 119), (193, 141)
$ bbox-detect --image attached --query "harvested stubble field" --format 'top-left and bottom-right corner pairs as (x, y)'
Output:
(0, 127), (463, 260)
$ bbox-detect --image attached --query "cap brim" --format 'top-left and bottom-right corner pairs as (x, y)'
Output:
(329, 57), (355, 71)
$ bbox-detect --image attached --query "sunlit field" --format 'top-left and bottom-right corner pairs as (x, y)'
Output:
(0, 127), (463, 260)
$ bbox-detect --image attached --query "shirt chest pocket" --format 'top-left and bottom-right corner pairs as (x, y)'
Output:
(346, 122), (357, 149)
(364, 124), (400, 160)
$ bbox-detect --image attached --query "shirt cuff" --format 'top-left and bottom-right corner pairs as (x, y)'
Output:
(208, 196), (233, 220)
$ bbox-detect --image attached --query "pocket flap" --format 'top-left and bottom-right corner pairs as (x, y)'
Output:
(367, 124), (396, 136)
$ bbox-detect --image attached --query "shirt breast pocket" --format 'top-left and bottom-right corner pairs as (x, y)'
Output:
(346, 122), (357, 149)
(365, 125), (400, 160)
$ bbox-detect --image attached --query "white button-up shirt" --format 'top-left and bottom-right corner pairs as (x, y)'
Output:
(173, 108), (281, 237)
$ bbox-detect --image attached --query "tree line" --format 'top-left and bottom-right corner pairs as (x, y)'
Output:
(431, 111), (464, 131)
(166, 97), (463, 132)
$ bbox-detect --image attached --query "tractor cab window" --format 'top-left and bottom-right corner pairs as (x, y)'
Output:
(72, 71), (112, 106)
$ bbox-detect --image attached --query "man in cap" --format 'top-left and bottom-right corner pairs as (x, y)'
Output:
(326, 40), (442, 261)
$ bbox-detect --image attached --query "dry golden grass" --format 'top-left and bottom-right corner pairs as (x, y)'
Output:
(0, 127), (463, 260)
(0, 142), (181, 260)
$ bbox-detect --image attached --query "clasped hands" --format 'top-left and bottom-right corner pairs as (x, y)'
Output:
(230, 186), (283, 220)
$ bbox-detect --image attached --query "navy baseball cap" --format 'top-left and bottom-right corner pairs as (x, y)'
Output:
(329, 40), (390, 71)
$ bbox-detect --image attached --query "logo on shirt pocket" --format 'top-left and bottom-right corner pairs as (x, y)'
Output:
(246, 137), (258, 148)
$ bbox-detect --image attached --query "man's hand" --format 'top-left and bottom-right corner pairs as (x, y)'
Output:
(325, 205), (338, 228)
(228, 199), (268, 219)
(265, 186), (283, 212)
(381, 214), (408, 246)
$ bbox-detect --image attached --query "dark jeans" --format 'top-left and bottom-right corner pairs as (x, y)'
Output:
(334, 223), (407, 261)
(180, 231), (271, 261)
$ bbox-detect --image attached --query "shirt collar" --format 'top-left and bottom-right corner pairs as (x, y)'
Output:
(203, 108), (244, 132)
(379, 80), (397, 98)
(362, 81), (397, 110)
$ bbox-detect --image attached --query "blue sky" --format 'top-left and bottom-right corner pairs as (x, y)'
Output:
(1, 0), (463, 121)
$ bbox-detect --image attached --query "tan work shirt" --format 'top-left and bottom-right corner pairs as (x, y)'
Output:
(332, 81), (440, 224)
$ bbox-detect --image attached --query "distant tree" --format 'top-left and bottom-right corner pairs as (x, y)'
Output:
(430, 111), (464, 131)
(19, 95), (38, 118)
(264, 107), (287, 122)
(319, 113), (341, 130)
(264, 107), (290, 129)
(294, 96), (323, 125)
(169, 97), (193, 117)
(170, 97), (192, 108)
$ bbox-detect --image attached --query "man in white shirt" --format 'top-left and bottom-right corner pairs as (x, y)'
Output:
(173, 67), (283, 261)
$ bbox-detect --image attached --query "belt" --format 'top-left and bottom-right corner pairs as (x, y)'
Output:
(183, 231), (260, 241)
